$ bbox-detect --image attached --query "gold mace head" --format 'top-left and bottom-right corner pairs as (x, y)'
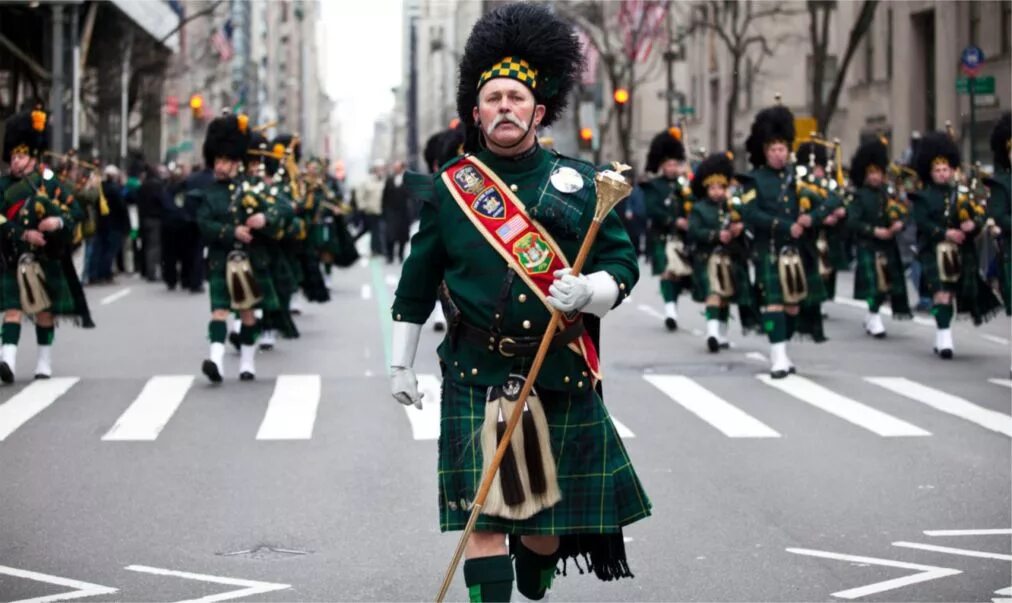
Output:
(593, 162), (633, 222)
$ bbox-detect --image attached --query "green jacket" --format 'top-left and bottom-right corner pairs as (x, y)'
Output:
(392, 147), (638, 392)
(847, 185), (893, 250)
(0, 170), (75, 262)
(986, 170), (1011, 240)
(642, 175), (691, 235)
(911, 182), (984, 256)
(741, 165), (824, 256)
(196, 178), (281, 271)
(686, 197), (724, 253)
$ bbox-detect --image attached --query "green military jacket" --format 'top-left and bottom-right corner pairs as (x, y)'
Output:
(986, 170), (1011, 240)
(0, 169), (76, 262)
(642, 175), (691, 234)
(846, 186), (894, 250)
(392, 147), (638, 392)
(741, 165), (823, 256)
(196, 178), (281, 272)
(686, 196), (724, 253)
(911, 182), (984, 255)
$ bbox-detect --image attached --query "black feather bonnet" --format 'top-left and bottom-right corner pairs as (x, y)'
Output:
(913, 131), (960, 183)
(745, 105), (795, 168)
(202, 113), (250, 168)
(850, 138), (890, 186)
(3, 106), (49, 164)
(691, 152), (735, 199)
(646, 127), (686, 173)
(796, 141), (828, 167)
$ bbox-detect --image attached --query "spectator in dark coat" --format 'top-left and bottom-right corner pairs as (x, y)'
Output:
(137, 165), (169, 281)
(381, 160), (412, 264)
(88, 165), (130, 284)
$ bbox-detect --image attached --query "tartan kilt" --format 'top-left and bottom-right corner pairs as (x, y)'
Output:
(690, 250), (755, 309)
(0, 259), (75, 315)
(437, 374), (652, 535)
(916, 247), (948, 296)
(648, 236), (667, 276)
(269, 249), (299, 296)
(207, 260), (280, 312)
(753, 246), (828, 307)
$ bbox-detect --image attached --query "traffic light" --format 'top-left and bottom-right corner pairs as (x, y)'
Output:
(165, 95), (179, 116)
(189, 94), (204, 120)
(613, 88), (630, 106)
(578, 127), (594, 151)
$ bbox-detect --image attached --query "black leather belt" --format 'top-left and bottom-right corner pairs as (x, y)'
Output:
(457, 319), (585, 358)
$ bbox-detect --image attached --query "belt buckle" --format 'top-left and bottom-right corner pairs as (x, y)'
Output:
(497, 337), (516, 358)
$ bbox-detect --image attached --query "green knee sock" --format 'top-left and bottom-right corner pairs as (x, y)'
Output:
(718, 306), (730, 322)
(660, 279), (677, 303)
(785, 313), (797, 340)
(463, 555), (514, 603)
(763, 311), (787, 344)
(239, 323), (258, 346)
(514, 542), (558, 601)
(704, 305), (720, 320)
(1, 322), (21, 345)
(35, 325), (54, 346)
(932, 304), (953, 329)
(208, 320), (227, 343)
(868, 296), (882, 313)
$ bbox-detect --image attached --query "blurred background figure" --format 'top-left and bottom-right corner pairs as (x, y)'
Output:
(382, 159), (411, 264)
(137, 164), (169, 282)
(88, 165), (129, 285)
(357, 160), (387, 257)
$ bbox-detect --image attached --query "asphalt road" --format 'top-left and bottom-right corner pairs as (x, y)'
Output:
(0, 252), (1009, 602)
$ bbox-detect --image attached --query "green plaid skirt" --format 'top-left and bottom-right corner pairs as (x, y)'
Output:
(437, 375), (652, 536)
(753, 245), (827, 307)
(207, 260), (279, 312)
(854, 244), (912, 318)
(0, 259), (75, 315)
(690, 250), (755, 306)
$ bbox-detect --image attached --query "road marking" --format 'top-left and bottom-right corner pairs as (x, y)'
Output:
(866, 377), (1012, 437)
(404, 373), (442, 440)
(745, 351), (767, 362)
(0, 378), (78, 441)
(759, 375), (930, 437)
(646, 374), (781, 438)
(989, 379), (1012, 389)
(786, 547), (961, 599)
(611, 417), (635, 438)
(0, 565), (117, 602)
(370, 258), (393, 372)
(893, 541), (1012, 561)
(833, 297), (935, 326)
(102, 376), (193, 441)
(360, 284), (372, 300)
(924, 528), (1012, 536)
(636, 304), (665, 320)
(100, 287), (132, 305)
(981, 334), (1011, 346)
(124, 565), (290, 603)
(256, 375), (321, 440)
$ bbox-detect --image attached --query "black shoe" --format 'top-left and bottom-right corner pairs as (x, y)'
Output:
(719, 341), (731, 349)
(934, 347), (953, 359)
(166, 283), (177, 291)
(228, 331), (241, 352)
(259, 343), (274, 351)
(788, 365), (797, 374)
(33, 373), (50, 380)
(664, 317), (678, 331)
(771, 369), (789, 379)
(189, 286), (205, 294)
(873, 332), (887, 339)
(433, 321), (446, 333)
(202, 360), (222, 383)
(707, 336), (720, 353)
(239, 371), (256, 381)
(0, 362), (13, 384)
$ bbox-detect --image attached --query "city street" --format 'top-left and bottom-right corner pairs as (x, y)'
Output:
(1, 253), (1009, 602)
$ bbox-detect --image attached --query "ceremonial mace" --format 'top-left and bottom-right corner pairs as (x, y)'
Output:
(435, 164), (633, 602)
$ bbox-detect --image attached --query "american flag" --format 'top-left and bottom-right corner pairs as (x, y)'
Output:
(618, 1), (668, 63)
(496, 215), (527, 244)
(210, 19), (234, 62)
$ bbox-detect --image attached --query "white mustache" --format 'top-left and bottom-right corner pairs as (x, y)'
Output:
(485, 112), (526, 135)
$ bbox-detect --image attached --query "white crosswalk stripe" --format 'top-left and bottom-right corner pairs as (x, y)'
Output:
(988, 378), (1012, 389)
(644, 374), (780, 438)
(866, 377), (1012, 437)
(256, 375), (322, 440)
(103, 375), (194, 441)
(0, 377), (79, 441)
(758, 374), (931, 437)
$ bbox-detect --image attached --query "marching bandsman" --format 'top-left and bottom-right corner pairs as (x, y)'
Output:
(741, 101), (828, 378)
(642, 127), (693, 331)
(796, 140), (848, 304)
(197, 112), (280, 382)
(985, 113), (1011, 318)
(911, 130), (1000, 359)
(389, 4), (650, 600)
(846, 137), (912, 338)
(687, 152), (758, 352)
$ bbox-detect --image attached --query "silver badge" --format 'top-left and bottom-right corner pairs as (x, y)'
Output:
(550, 166), (584, 194)
(42, 168), (54, 181)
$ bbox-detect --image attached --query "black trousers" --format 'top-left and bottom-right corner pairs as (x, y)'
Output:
(162, 221), (202, 290)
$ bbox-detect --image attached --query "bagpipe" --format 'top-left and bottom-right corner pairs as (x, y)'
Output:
(44, 151), (108, 240)
(2, 172), (66, 314)
(224, 175), (272, 311)
(706, 195), (745, 299)
(662, 175), (695, 280)
(936, 121), (987, 283)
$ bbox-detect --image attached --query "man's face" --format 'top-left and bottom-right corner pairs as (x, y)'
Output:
(214, 157), (239, 181)
(660, 158), (683, 179)
(707, 182), (727, 201)
(10, 152), (36, 178)
(812, 165), (826, 179)
(472, 78), (545, 150)
(931, 162), (953, 184)
(393, 160), (405, 174)
(307, 162), (321, 177)
(865, 166), (884, 187)
(764, 142), (789, 170)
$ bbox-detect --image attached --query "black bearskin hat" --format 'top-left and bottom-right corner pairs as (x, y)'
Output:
(202, 113), (250, 167)
(745, 105), (795, 168)
(456, 3), (583, 150)
(850, 138), (890, 186)
(246, 130), (268, 167)
(646, 127), (686, 173)
(913, 131), (960, 183)
(436, 123), (466, 169)
(796, 141), (827, 167)
(691, 152), (735, 199)
(423, 131), (444, 173)
(991, 112), (1010, 171)
(272, 134), (301, 164)
(3, 106), (49, 163)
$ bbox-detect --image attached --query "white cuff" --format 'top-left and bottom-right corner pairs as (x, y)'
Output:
(391, 320), (422, 368)
(582, 271), (619, 317)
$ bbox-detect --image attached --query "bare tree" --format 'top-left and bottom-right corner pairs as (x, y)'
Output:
(808, 0), (878, 133)
(686, 1), (800, 151)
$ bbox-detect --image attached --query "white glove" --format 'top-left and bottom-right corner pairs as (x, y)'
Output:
(391, 366), (422, 409)
(547, 269), (619, 317)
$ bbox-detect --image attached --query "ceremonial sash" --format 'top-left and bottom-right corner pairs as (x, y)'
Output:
(442, 156), (601, 381)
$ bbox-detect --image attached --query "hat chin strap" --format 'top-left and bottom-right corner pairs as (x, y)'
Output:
(478, 112), (537, 153)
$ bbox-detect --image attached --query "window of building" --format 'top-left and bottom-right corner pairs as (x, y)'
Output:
(886, 9), (893, 79)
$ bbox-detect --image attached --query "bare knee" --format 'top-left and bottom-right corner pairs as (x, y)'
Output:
(933, 292), (950, 305)
(35, 312), (53, 327)
(211, 310), (230, 321)
(784, 305), (799, 316)
(239, 310), (256, 326)
(520, 535), (560, 555)
(466, 531), (507, 559)
(705, 295), (721, 306)
(3, 310), (21, 323)
(764, 305), (784, 313)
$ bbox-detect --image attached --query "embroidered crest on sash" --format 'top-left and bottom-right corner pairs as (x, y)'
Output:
(512, 232), (554, 275)
(453, 165), (485, 195)
(472, 187), (506, 219)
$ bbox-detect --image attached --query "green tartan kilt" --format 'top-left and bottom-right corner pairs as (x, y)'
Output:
(269, 248), (299, 296)
(0, 259), (75, 315)
(207, 261), (280, 312)
(916, 247), (948, 296)
(437, 374), (652, 535)
(690, 250), (754, 308)
(753, 245), (828, 307)
(649, 237), (667, 276)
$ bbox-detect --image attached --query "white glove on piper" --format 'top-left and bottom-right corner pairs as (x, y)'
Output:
(546, 269), (619, 317)
(390, 321), (423, 409)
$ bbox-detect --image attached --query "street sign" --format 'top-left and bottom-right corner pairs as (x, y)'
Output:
(956, 76), (995, 94)
(960, 45), (984, 76)
(678, 105), (695, 116)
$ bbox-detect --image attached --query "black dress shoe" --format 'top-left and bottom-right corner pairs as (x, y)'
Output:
(228, 332), (241, 352)
(934, 347), (953, 359)
(0, 362), (13, 384)
(239, 371), (256, 381)
(433, 322), (446, 332)
(33, 373), (50, 380)
(707, 336), (720, 353)
(259, 343), (274, 351)
(788, 365), (797, 374)
(719, 341), (731, 349)
(664, 317), (678, 331)
(771, 369), (789, 379)
(202, 360), (222, 383)
(873, 332), (887, 339)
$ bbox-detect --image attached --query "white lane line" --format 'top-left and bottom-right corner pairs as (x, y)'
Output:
(893, 541), (1012, 561)
(691, 328), (703, 336)
(100, 287), (132, 305)
(833, 297), (934, 326)
(0, 564), (117, 602)
(745, 351), (767, 362)
(124, 565), (290, 603)
(102, 376), (193, 441)
(360, 283), (372, 300)
(996, 586), (1012, 595)
(981, 334), (1011, 346)
(989, 379), (1012, 389)
(255, 375), (321, 440)
(646, 374), (781, 438)
(866, 377), (1012, 437)
(637, 304), (665, 320)
(404, 373), (442, 440)
(611, 417), (635, 438)
(924, 528), (1012, 536)
(786, 547), (961, 599)
(0, 378), (79, 441)
(759, 375), (930, 437)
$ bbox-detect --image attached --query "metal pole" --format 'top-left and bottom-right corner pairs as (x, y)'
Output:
(968, 77), (976, 165)
(120, 30), (133, 167)
(71, 4), (80, 149)
(50, 4), (65, 154)
(665, 49), (674, 126)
